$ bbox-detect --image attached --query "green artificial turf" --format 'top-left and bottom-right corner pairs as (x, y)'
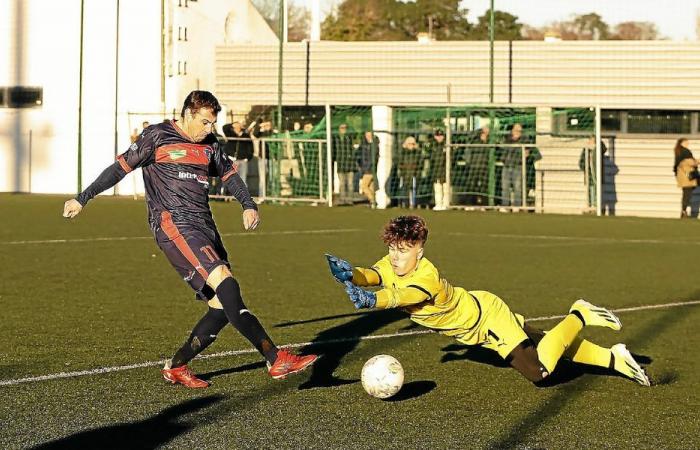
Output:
(0, 194), (698, 449)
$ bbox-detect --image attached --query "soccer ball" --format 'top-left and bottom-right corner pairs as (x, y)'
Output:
(361, 355), (404, 399)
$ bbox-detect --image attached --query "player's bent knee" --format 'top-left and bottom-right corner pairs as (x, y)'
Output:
(207, 265), (232, 291)
(207, 295), (223, 310)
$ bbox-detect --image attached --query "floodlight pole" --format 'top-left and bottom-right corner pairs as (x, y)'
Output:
(114, 0), (120, 195)
(489, 0), (494, 103)
(77, 0), (85, 193)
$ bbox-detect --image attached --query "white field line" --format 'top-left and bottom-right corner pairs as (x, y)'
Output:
(0, 228), (362, 245)
(448, 232), (683, 245)
(1, 299), (698, 388)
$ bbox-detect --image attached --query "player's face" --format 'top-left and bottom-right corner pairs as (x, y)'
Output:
(388, 242), (424, 277)
(185, 108), (217, 142)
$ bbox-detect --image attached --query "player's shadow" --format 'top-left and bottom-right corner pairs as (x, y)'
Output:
(274, 311), (371, 328)
(385, 380), (437, 402)
(31, 396), (224, 450)
(296, 308), (409, 390)
(198, 360), (267, 382)
(440, 344), (654, 387)
(488, 306), (686, 449)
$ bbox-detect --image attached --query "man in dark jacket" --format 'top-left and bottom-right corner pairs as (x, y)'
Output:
(357, 131), (380, 208)
(332, 123), (356, 205)
(428, 129), (448, 210)
(223, 122), (254, 187)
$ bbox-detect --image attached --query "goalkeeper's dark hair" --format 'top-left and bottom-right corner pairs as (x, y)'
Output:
(181, 90), (222, 118)
(382, 215), (428, 247)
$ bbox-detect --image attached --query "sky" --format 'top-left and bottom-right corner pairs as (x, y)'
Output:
(302, 0), (700, 41)
(465, 0), (700, 40)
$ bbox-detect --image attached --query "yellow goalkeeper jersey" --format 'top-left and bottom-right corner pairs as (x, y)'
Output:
(353, 256), (481, 340)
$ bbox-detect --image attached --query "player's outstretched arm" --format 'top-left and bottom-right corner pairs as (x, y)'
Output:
(242, 208), (260, 230)
(63, 199), (83, 218)
(325, 254), (353, 283)
(344, 281), (377, 309)
(63, 161), (129, 219)
(325, 254), (382, 286)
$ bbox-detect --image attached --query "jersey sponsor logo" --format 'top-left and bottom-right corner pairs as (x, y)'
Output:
(178, 171), (210, 189)
(156, 144), (210, 165)
(168, 149), (188, 160)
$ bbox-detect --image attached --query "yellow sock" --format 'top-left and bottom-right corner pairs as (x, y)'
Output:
(564, 337), (612, 368)
(536, 314), (583, 373)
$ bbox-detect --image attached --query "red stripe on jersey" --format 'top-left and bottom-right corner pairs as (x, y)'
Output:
(221, 166), (238, 182)
(156, 143), (210, 166)
(160, 211), (210, 280)
(117, 155), (133, 173)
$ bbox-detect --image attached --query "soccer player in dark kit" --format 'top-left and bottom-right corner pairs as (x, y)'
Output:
(63, 91), (318, 388)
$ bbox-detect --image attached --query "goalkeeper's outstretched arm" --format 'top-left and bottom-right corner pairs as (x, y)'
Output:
(351, 267), (382, 287)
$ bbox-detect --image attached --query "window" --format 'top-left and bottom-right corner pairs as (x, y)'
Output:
(553, 108), (699, 135)
(0, 88), (5, 107)
(601, 110), (622, 132)
(183, 61), (187, 75)
(4, 87), (43, 108)
(178, 26), (182, 41)
(627, 110), (691, 134)
(552, 108), (595, 135)
(184, 27), (188, 41)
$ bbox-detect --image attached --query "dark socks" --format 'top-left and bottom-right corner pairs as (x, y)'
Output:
(215, 277), (279, 364)
(171, 307), (228, 368)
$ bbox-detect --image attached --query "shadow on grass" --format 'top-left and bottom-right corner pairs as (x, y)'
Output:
(274, 311), (373, 328)
(385, 380), (437, 402)
(440, 343), (656, 388)
(198, 361), (267, 382)
(486, 305), (693, 450)
(31, 396), (224, 450)
(298, 308), (408, 390)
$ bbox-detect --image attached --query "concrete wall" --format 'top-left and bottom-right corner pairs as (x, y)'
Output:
(216, 40), (700, 109)
(0, 0), (276, 195)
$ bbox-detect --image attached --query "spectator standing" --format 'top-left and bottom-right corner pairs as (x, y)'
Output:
(674, 138), (699, 218)
(358, 131), (380, 208)
(500, 123), (528, 208)
(465, 126), (490, 206)
(428, 129), (449, 210)
(398, 136), (421, 208)
(223, 122), (253, 187)
(332, 123), (356, 205)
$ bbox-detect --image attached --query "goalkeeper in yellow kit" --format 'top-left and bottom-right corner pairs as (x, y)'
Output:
(326, 215), (650, 386)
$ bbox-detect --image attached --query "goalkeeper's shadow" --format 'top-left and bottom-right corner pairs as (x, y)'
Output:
(296, 308), (409, 390)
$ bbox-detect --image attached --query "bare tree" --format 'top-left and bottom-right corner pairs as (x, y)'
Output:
(612, 21), (660, 40)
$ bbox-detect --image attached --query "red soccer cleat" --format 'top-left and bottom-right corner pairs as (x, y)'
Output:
(161, 364), (210, 388)
(268, 350), (318, 380)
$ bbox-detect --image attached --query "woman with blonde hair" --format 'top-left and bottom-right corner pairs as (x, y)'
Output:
(674, 138), (699, 218)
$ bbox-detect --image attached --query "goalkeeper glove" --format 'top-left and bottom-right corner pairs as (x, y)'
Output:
(325, 253), (353, 283)
(344, 281), (377, 309)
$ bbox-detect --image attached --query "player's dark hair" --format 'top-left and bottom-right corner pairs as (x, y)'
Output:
(382, 215), (428, 247)
(181, 90), (222, 118)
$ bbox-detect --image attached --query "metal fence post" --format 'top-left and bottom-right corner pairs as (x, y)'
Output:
(318, 141), (323, 202)
(325, 104), (333, 207)
(595, 105), (602, 216)
(445, 108), (452, 208)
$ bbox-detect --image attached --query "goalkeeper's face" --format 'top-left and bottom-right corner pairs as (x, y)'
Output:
(388, 242), (424, 277)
